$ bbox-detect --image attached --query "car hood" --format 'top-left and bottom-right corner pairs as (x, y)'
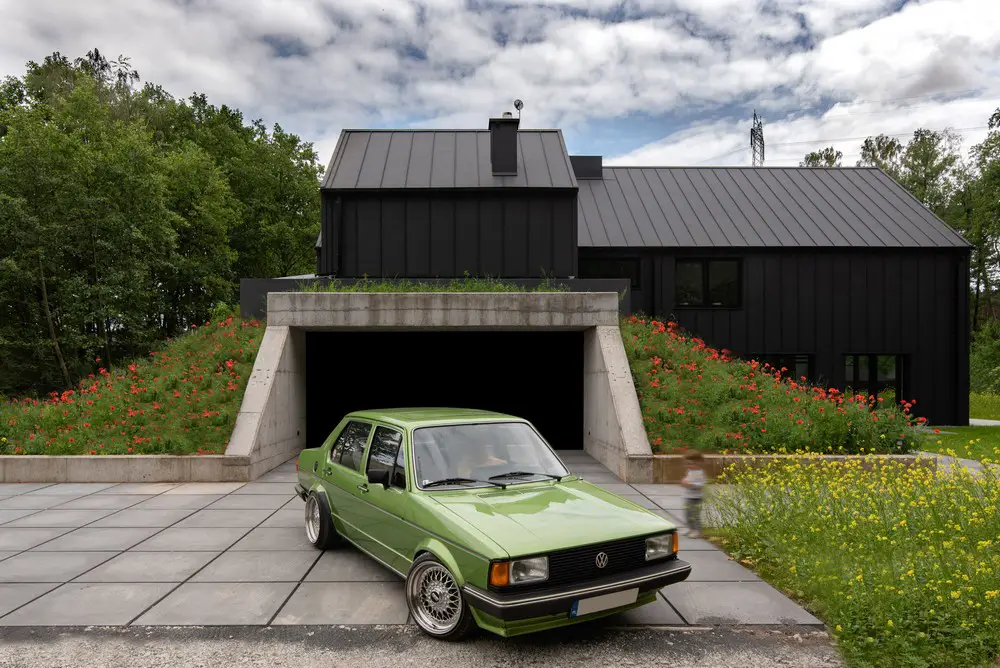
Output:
(429, 479), (673, 558)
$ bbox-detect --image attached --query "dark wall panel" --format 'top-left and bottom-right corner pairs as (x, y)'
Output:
(325, 191), (576, 280)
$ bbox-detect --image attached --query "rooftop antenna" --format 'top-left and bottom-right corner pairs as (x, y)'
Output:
(750, 110), (765, 167)
(514, 99), (523, 120)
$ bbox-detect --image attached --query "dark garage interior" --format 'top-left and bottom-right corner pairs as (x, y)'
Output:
(305, 331), (585, 451)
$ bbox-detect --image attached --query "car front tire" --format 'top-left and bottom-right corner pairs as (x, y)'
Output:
(405, 553), (475, 641)
(304, 491), (338, 550)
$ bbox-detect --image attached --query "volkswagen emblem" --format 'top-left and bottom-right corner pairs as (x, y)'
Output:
(595, 552), (609, 569)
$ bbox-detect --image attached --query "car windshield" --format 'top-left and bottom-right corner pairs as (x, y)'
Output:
(411, 421), (569, 489)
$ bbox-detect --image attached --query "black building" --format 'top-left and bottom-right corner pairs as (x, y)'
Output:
(314, 115), (971, 425)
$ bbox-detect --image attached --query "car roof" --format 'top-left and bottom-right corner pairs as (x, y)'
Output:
(345, 407), (526, 429)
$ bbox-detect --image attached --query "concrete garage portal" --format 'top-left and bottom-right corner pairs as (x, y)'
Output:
(226, 291), (654, 481)
(304, 331), (585, 451)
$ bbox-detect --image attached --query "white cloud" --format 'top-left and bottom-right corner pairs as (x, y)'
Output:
(1, 0), (998, 168)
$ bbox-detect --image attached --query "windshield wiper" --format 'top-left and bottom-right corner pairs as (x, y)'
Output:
(423, 477), (505, 489)
(488, 470), (565, 482)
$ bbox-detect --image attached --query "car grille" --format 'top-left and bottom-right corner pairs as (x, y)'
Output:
(490, 534), (665, 593)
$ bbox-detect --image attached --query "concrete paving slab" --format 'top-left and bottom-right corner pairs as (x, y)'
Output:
(0, 583), (59, 617)
(648, 495), (688, 511)
(173, 509), (273, 528)
(51, 495), (153, 511)
(130, 527), (249, 552)
(30, 527), (161, 552)
(164, 483), (246, 495)
(604, 594), (686, 626)
(663, 581), (822, 625)
(0, 552), (17, 562)
(631, 484), (687, 496)
(88, 509), (195, 528)
(208, 495), (289, 511)
(305, 549), (399, 582)
(259, 507), (303, 528)
(0, 484), (53, 496)
(232, 483), (297, 495)
(190, 550), (318, 582)
(132, 494), (223, 510)
(24, 483), (116, 496)
(0, 551), (117, 582)
(678, 534), (719, 551)
(652, 508), (686, 527)
(0, 496), (81, 510)
(272, 582), (408, 625)
(256, 471), (299, 484)
(75, 551), (219, 583)
(5, 509), (116, 528)
(133, 582), (297, 625)
(683, 550), (761, 582)
(230, 527), (314, 551)
(0, 528), (72, 551)
(0, 509), (42, 525)
(96, 483), (181, 495)
(1, 583), (174, 625)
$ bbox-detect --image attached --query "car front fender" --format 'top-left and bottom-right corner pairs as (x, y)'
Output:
(412, 537), (476, 587)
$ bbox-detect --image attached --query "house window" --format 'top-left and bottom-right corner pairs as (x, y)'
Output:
(675, 259), (741, 307)
(577, 258), (641, 289)
(844, 354), (903, 399)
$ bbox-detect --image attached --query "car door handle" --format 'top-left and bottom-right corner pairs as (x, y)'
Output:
(323, 467), (332, 476)
(357, 484), (369, 493)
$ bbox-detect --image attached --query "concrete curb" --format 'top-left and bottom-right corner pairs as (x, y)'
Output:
(632, 453), (936, 483)
(0, 454), (252, 483)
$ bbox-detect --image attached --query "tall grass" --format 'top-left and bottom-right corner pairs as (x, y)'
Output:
(969, 392), (1000, 421)
(710, 456), (1000, 667)
(295, 276), (571, 293)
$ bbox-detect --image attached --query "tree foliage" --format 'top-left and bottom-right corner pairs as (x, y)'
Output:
(800, 146), (842, 167)
(0, 49), (322, 398)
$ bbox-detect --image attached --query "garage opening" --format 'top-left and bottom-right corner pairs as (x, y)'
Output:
(305, 331), (585, 451)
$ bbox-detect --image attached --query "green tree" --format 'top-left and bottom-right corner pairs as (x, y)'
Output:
(800, 146), (842, 167)
(900, 128), (962, 217)
(857, 134), (904, 179)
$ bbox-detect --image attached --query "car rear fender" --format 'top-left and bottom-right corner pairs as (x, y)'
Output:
(413, 538), (472, 587)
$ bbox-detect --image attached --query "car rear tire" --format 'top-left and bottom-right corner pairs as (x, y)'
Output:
(304, 491), (338, 550)
(405, 553), (475, 641)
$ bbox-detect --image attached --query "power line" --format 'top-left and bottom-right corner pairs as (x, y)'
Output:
(766, 125), (989, 149)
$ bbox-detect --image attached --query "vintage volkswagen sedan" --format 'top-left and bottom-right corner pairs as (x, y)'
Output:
(295, 408), (691, 640)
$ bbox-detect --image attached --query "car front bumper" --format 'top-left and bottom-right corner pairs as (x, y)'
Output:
(461, 557), (691, 621)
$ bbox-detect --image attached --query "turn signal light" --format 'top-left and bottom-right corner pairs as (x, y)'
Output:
(673, 530), (679, 554)
(489, 562), (510, 587)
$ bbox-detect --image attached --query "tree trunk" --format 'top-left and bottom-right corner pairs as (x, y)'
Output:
(38, 255), (72, 388)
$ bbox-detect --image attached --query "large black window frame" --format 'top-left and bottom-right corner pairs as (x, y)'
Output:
(675, 259), (742, 308)
(577, 257), (642, 290)
(844, 354), (904, 400)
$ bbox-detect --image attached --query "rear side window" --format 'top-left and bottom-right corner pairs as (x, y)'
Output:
(332, 421), (372, 472)
(366, 426), (406, 489)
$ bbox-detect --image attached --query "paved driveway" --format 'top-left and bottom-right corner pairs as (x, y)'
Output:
(0, 451), (820, 630)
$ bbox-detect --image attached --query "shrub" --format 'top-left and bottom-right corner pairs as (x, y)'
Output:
(622, 316), (924, 454)
(710, 456), (1000, 667)
(0, 315), (265, 456)
(970, 320), (1000, 395)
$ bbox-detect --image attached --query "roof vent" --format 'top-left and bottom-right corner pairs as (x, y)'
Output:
(488, 115), (520, 175)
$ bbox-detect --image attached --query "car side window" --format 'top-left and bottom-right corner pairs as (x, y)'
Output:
(331, 421), (372, 472)
(366, 426), (406, 489)
(392, 443), (406, 489)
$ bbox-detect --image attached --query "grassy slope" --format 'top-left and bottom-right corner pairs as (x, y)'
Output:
(622, 316), (924, 455)
(0, 315), (265, 456)
(970, 393), (1000, 420)
(921, 425), (1000, 462)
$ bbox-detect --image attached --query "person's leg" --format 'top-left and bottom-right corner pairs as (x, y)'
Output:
(687, 499), (702, 537)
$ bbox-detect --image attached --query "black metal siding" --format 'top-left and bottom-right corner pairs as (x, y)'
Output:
(327, 191), (577, 279)
(581, 247), (969, 425)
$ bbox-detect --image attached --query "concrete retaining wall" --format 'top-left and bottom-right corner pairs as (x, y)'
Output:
(0, 455), (251, 483)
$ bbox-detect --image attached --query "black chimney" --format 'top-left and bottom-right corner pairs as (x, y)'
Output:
(488, 113), (520, 175)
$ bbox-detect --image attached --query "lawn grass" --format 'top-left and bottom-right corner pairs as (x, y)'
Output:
(709, 456), (1000, 668)
(0, 314), (265, 456)
(969, 392), (1000, 420)
(921, 425), (1000, 462)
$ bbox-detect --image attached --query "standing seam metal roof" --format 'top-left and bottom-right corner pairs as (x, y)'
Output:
(577, 167), (970, 249)
(321, 129), (578, 190)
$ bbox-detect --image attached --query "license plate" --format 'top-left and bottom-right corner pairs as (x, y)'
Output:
(569, 588), (639, 617)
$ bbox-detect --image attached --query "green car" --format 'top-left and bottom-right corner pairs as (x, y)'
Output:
(294, 408), (691, 640)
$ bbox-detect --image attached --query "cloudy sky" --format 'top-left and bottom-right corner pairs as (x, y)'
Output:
(3, 0), (999, 170)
